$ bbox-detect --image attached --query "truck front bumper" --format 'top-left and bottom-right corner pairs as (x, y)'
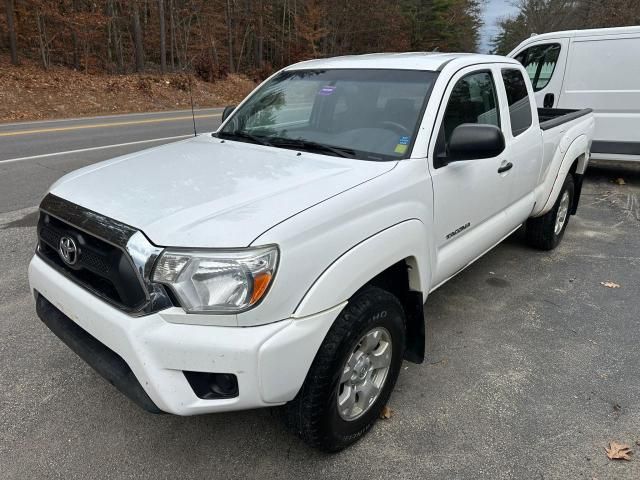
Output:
(29, 255), (343, 415)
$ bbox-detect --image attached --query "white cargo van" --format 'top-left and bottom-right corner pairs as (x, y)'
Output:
(509, 26), (640, 162)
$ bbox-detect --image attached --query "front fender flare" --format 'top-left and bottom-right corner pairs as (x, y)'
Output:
(294, 219), (429, 318)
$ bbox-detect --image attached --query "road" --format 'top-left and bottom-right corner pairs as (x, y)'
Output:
(0, 108), (223, 213)
(1, 111), (640, 479)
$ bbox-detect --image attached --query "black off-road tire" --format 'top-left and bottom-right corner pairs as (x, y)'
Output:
(283, 286), (406, 452)
(526, 174), (575, 250)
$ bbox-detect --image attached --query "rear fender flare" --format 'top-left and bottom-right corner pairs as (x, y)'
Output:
(534, 134), (588, 217)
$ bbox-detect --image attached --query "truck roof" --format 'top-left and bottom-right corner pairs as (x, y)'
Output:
(284, 52), (519, 72)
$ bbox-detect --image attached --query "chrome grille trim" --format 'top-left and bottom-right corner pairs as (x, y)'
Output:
(38, 193), (172, 316)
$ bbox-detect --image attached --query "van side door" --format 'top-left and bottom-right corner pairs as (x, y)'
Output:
(512, 39), (569, 108)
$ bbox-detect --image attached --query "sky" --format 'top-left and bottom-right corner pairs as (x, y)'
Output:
(478, 0), (520, 53)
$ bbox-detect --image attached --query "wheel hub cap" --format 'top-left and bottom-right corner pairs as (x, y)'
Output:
(554, 190), (570, 235)
(337, 327), (392, 421)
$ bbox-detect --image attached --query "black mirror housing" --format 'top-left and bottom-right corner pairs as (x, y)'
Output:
(447, 124), (505, 162)
(222, 105), (237, 122)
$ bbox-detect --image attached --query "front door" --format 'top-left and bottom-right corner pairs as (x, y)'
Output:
(429, 67), (515, 286)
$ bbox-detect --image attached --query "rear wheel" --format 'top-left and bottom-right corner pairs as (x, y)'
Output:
(526, 174), (574, 250)
(284, 286), (406, 452)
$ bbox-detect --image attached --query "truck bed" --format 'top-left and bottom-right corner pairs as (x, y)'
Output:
(538, 108), (593, 131)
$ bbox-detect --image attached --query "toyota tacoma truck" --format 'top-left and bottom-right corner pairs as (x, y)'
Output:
(29, 53), (594, 452)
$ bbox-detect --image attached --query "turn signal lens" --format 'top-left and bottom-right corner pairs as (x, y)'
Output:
(250, 272), (273, 305)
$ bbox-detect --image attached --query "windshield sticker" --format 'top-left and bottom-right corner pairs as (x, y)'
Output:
(318, 85), (336, 96)
(394, 144), (408, 154)
(394, 136), (410, 154)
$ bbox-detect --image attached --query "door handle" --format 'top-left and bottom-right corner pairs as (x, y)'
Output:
(498, 162), (513, 174)
(544, 93), (555, 108)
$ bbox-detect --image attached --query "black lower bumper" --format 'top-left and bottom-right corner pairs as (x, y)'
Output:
(35, 293), (163, 414)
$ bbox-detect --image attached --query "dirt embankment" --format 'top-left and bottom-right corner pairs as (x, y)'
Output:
(0, 59), (256, 123)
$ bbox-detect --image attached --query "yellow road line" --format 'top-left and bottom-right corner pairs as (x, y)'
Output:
(0, 113), (221, 137)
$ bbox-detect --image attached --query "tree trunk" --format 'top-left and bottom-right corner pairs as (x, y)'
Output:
(236, 25), (250, 73)
(72, 0), (81, 69)
(132, 1), (145, 72)
(5, 0), (18, 65)
(225, 0), (235, 73)
(256, 0), (264, 68)
(159, 0), (166, 73)
(111, 0), (124, 72)
(35, 11), (49, 70)
(169, 0), (175, 70)
(211, 37), (219, 74)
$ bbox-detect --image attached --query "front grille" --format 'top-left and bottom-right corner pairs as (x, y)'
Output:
(37, 211), (147, 311)
(36, 194), (174, 316)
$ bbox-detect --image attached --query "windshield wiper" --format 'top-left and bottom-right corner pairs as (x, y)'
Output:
(270, 137), (356, 159)
(216, 130), (273, 147)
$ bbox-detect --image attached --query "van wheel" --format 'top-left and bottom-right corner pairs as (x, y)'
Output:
(284, 286), (406, 452)
(526, 174), (574, 250)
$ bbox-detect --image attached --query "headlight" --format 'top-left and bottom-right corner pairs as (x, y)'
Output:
(152, 245), (278, 313)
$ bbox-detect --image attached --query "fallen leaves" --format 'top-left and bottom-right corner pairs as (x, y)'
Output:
(606, 441), (633, 461)
(0, 60), (256, 122)
(379, 406), (393, 419)
(600, 281), (621, 288)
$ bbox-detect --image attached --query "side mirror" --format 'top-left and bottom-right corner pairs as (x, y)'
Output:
(222, 105), (236, 122)
(447, 124), (505, 162)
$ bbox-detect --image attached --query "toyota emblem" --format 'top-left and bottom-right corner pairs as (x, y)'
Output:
(58, 236), (78, 265)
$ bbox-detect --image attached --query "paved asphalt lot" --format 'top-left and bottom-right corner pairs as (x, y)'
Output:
(1, 111), (639, 479)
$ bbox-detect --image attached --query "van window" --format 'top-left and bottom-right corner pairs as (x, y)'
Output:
(438, 71), (501, 154)
(514, 43), (561, 91)
(501, 69), (532, 136)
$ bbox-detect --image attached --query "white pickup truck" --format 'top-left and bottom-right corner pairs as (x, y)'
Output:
(29, 53), (594, 451)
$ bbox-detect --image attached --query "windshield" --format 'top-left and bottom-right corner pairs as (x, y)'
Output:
(217, 69), (438, 161)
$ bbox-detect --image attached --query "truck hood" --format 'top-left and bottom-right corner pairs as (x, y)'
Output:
(49, 135), (396, 247)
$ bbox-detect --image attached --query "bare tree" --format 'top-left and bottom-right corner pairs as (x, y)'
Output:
(35, 8), (50, 69)
(0, 0), (493, 77)
(159, 0), (167, 73)
(225, 0), (235, 73)
(132, 0), (145, 72)
(5, 0), (18, 65)
(71, 0), (81, 69)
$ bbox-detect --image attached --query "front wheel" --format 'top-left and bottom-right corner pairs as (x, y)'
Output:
(283, 286), (406, 452)
(526, 174), (574, 250)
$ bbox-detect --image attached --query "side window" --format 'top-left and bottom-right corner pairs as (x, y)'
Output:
(245, 81), (316, 130)
(437, 71), (500, 156)
(501, 69), (532, 137)
(514, 43), (561, 91)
